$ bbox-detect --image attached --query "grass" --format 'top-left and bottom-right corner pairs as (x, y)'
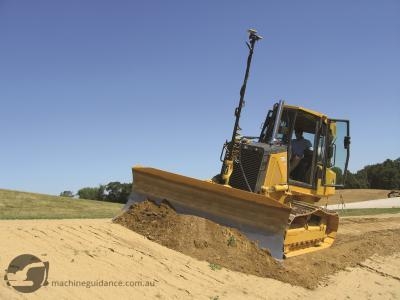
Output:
(227, 235), (236, 247)
(0, 189), (123, 220)
(1, 188), (399, 220)
(209, 263), (222, 271)
(337, 207), (400, 217)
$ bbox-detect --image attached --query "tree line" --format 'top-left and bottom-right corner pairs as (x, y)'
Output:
(60, 181), (132, 204)
(345, 158), (400, 189)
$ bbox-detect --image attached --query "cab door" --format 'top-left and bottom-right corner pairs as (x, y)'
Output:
(324, 119), (350, 187)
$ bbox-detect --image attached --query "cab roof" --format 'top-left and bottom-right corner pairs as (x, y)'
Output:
(284, 104), (327, 120)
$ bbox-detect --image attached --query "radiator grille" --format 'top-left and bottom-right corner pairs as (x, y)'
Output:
(229, 145), (264, 192)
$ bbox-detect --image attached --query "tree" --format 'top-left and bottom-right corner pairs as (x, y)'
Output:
(76, 182), (131, 203)
(344, 171), (369, 189)
(331, 167), (343, 185)
(104, 181), (132, 203)
(77, 185), (105, 200)
(60, 190), (74, 197)
(345, 158), (400, 189)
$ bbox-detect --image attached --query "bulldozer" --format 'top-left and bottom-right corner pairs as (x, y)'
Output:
(127, 30), (351, 258)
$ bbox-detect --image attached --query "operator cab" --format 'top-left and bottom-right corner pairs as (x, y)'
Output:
(259, 101), (350, 189)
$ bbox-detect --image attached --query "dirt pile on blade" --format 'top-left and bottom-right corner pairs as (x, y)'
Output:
(113, 200), (282, 277)
(113, 200), (400, 289)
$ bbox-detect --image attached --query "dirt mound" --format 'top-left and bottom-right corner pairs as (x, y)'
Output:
(113, 200), (400, 289)
(113, 200), (281, 277)
(283, 228), (400, 288)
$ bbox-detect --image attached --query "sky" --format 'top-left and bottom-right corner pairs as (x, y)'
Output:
(1, 0), (399, 195)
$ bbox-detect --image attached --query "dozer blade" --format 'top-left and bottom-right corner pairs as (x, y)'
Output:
(127, 166), (291, 258)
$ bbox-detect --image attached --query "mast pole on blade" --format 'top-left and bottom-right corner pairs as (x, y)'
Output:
(220, 29), (263, 185)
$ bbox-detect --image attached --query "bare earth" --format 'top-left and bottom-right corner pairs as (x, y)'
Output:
(1, 214), (400, 299)
(317, 189), (393, 205)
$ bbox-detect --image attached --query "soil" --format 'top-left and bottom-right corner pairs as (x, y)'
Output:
(1, 215), (399, 299)
(113, 200), (281, 277)
(317, 188), (392, 205)
(283, 228), (400, 288)
(113, 200), (400, 289)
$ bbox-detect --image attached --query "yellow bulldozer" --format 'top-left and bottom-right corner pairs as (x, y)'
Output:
(128, 30), (351, 258)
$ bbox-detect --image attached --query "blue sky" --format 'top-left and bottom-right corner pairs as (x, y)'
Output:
(1, 1), (399, 195)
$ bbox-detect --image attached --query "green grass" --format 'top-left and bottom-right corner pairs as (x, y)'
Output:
(227, 235), (236, 247)
(337, 207), (400, 217)
(1, 188), (399, 220)
(0, 189), (123, 220)
(209, 263), (222, 271)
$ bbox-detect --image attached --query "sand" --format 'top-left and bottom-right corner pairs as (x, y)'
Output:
(114, 200), (400, 289)
(1, 213), (399, 299)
